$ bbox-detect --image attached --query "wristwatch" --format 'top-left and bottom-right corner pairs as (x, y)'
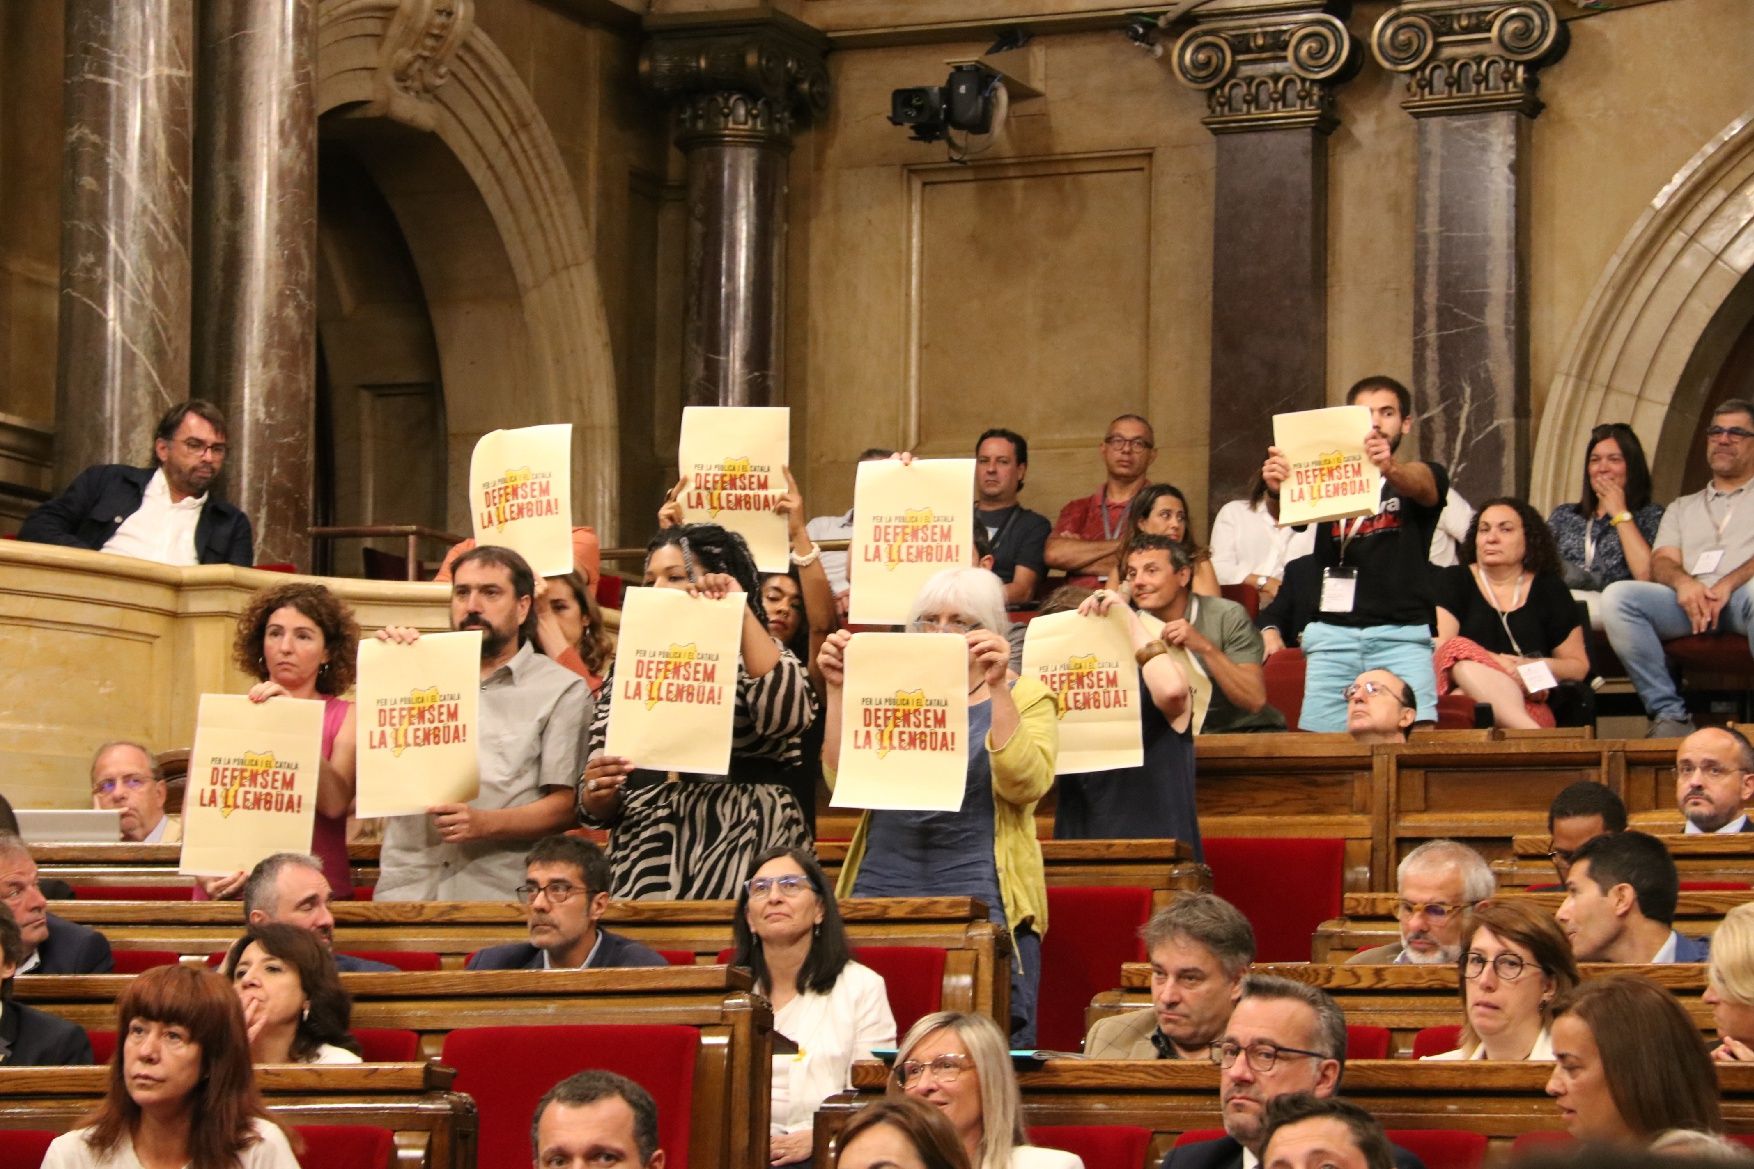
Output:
(1609, 511), (1633, 526)
(1254, 575), (1269, 589)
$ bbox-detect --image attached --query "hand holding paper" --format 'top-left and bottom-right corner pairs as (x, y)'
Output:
(830, 632), (970, 811)
(1271, 406), (1383, 528)
(470, 424), (574, 576)
(1021, 605), (1144, 774)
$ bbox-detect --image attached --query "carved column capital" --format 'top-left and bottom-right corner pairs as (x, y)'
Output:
(1371, 1), (1569, 118)
(1171, 6), (1361, 134)
(640, 11), (830, 149)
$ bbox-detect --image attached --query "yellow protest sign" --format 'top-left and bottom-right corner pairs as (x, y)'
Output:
(848, 458), (975, 625)
(831, 632), (969, 812)
(355, 630), (483, 817)
(1021, 606), (1143, 773)
(470, 423), (574, 575)
(1273, 405), (1382, 527)
(604, 586), (745, 774)
(179, 694), (324, 878)
(678, 406), (791, 571)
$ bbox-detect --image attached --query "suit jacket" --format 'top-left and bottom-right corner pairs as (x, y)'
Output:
(1673, 931), (1713, 962)
(0, 1000), (94, 1065)
(1164, 1134), (1426, 1169)
(28, 915), (113, 975)
(333, 952), (398, 974)
(1084, 1007), (1175, 1059)
(465, 928), (668, 971)
(19, 464), (254, 567)
(1345, 941), (1406, 965)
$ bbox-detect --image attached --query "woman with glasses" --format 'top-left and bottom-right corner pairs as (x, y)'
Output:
(1705, 902), (1754, 1061)
(730, 846), (895, 1165)
(1422, 900), (1578, 1061)
(221, 923), (362, 1065)
(1545, 423), (1663, 610)
(891, 1011), (1082, 1169)
(820, 567), (1060, 1047)
(581, 522), (815, 901)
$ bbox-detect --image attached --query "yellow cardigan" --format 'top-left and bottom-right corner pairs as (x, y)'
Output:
(829, 676), (1059, 937)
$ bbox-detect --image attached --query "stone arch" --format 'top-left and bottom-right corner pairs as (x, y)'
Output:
(1531, 111), (1754, 509)
(315, 0), (620, 540)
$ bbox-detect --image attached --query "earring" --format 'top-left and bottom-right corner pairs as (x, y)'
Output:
(813, 923), (821, 938)
(300, 1004), (310, 1022)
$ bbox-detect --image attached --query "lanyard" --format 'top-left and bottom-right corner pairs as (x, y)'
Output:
(1583, 517), (1602, 568)
(1705, 489), (1742, 547)
(1475, 566), (1529, 658)
(1096, 488), (1124, 541)
(1334, 486), (1386, 563)
(982, 505), (1020, 550)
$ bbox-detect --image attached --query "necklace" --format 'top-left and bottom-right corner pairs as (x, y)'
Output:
(968, 679), (989, 695)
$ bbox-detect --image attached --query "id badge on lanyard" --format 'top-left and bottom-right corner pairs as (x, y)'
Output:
(1320, 513), (1369, 614)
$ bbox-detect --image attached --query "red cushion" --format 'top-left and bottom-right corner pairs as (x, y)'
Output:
(254, 562), (298, 573)
(341, 950), (440, 972)
(1219, 583), (1261, 619)
(354, 1028), (421, 1061)
(1174, 1129), (1227, 1147)
(595, 574), (626, 610)
(1346, 1024), (1391, 1060)
(658, 950), (694, 967)
(111, 950), (181, 974)
(70, 885), (190, 900)
(854, 946), (946, 1038)
(87, 1028), (117, 1064)
(1386, 1130), (1488, 1169)
(0, 1131), (56, 1169)
(1666, 634), (1754, 672)
(1262, 649), (1306, 729)
(441, 1024), (697, 1169)
(1680, 880), (1752, 891)
(1411, 1025), (1463, 1059)
(1028, 1125), (1152, 1168)
(1435, 691), (1480, 729)
(1038, 887), (1154, 1053)
(294, 1126), (395, 1169)
(1203, 838), (1343, 962)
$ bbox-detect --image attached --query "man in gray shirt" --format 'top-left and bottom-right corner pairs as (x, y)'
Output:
(373, 546), (590, 900)
(1602, 398), (1754, 737)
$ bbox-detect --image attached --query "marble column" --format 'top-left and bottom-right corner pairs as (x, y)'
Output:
(55, 1), (194, 481)
(193, 0), (319, 567)
(1372, 1), (1568, 501)
(1173, 5), (1361, 518)
(641, 13), (830, 408)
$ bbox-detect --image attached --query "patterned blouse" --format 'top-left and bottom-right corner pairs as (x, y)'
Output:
(1546, 502), (1665, 587)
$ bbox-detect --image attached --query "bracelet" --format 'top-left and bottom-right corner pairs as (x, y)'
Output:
(1609, 511), (1633, 526)
(790, 542), (822, 567)
(1135, 639), (1170, 667)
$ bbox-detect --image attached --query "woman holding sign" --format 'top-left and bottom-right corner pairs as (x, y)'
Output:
(819, 567), (1060, 1047)
(580, 522), (815, 901)
(1434, 499), (1588, 730)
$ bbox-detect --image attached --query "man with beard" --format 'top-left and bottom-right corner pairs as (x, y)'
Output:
(240, 852), (394, 972)
(467, 836), (665, 970)
(1259, 377), (1448, 732)
(1346, 840), (1493, 966)
(374, 546), (590, 900)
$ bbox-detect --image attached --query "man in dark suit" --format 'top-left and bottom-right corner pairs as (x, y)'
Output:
(1162, 975), (1425, 1169)
(1259, 1094), (1397, 1169)
(467, 836), (666, 971)
(18, 399), (253, 567)
(241, 852), (395, 974)
(1557, 830), (1711, 963)
(1677, 727), (1754, 834)
(0, 834), (113, 976)
(0, 906), (93, 1064)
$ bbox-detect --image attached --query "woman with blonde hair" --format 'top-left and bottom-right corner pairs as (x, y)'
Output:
(1424, 900), (1579, 1061)
(1706, 902), (1754, 1061)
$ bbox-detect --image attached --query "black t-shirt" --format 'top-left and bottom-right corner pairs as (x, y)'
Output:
(1434, 564), (1581, 657)
(1311, 464), (1450, 628)
(978, 504), (1051, 587)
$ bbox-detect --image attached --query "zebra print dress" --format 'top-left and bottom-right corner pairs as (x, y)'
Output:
(582, 646), (815, 900)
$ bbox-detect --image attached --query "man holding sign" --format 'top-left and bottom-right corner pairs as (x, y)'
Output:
(1261, 377), (1448, 732)
(374, 546), (590, 901)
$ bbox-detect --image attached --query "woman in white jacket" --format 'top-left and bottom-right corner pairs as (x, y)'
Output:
(1423, 900), (1578, 1062)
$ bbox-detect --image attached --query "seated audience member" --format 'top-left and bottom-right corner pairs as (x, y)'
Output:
(1165, 975), (1427, 1169)
(1209, 475), (1313, 601)
(1556, 831), (1708, 963)
(42, 965), (300, 1169)
(240, 852), (394, 974)
(1601, 398), (1754, 738)
(1546, 423), (1664, 618)
(89, 741), (178, 843)
(807, 446), (896, 613)
(1348, 840), (1494, 966)
(1546, 975), (1721, 1146)
(533, 570), (616, 698)
(1648, 1131), (1754, 1162)
(1706, 902), (1754, 1061)
(222, 923), (362, 1065)
(1423, 900), (1579, 1061)
(1545, 782), (1626, 884)
(532, 1069), (666, 1169)
(1343, 669), (1417, 745)
(0, 904), (93, 1065)
(892, 1011), (1084, 1169)
(730, 847), (896, 1164)
(1433, 498), (1588, 729)
(1259, 1094), (1394, 1169)
(974, 428), (1053, 609)
(437, 525), (601, 587)
(1047, 414), (1157, 590)
(467, 835), (665, 971)
(0, 833), (112, 974)
(1118, 484), (1222, 598)
(1676, 726), (1754, 833)
(836, 1096), (974, 1169)
(1427, 487), (1476, 569)
(1085, 893), (1254, 1059)
(19, 398), (254, 567)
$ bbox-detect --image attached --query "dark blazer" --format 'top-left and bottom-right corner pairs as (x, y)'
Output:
(1674, 931), (1713, 963)
(19, 464), (254, 567)
(1165, 1134), (1426, 1169)
(333, 952), (398, 974)
(466, 928), (668, 971)
(27, 915), (113, 975)
(0, 999), (94, 1065)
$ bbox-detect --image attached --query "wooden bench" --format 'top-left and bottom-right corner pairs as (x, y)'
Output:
(0, 1063), (475, 1169)
(1495, 832), (1752, 890)
(16, 967), (769, 1169)
(31, 841), (382, 894)
(813, 1058), (1754, 1169)
(815, 839), (1207, 909)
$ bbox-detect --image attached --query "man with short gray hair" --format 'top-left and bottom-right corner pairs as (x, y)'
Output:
(88, 741), (177, 844)
(241, 852), (394, 974)
(531, 1068), (664, 1169)
(1346, 840), (1494, 966)
(1085, 892), (1254, 1059)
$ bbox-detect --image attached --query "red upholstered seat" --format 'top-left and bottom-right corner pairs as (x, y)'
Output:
(1174, 1129), (1226, 1146)
(1203, 838), (1343, 962)
(1028, 1124), (1153, 1169)
(342, 950), (440, 972)
(658, 949), (695, 966)
(110, 950), (181, 974)
(1262, 649), (1306, 729)
(1038, 887), (1154, 1052)
(71, 885), (190, 900)
(1435, 692), (1478, 729)
(854, 946), (946, 1038)
(354, 1027), (421, 1061)
(1411, 1024), (1463, 1059)
(441, 1024), (698, 1169)
(1680, 880), (1752, 891)
(1220, 583), (1261, 618)
(595, 573), (626, 610)
(1346, 1024), (1391, 1060)
(1386, 1129), (1488, 1169)
(87, 1028), (117, 1064)
(1666, 633), (1754, 673)
(0, 1130), (56, 1169)
(294, 1126), (396, 1169)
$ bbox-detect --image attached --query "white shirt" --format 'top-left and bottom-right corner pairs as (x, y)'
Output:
(142, 815), (170, 844)
(768, 961), (895, 1135)
(806, 510), (856, 595)
(1423, 1026), (1554, 1060)
(44, 1117), (300, 1169)
(1428, 488), (1475, 568)
(1684, 814), (1749, 835)
(1209, 499), (1291, 585)
(1012, 1148), (1085, 1169)
(1652, 931), (1680, 964)
(310, 1042), (364, 1064)
(540, 931), (605, 970)
(101, 468), (206, 566)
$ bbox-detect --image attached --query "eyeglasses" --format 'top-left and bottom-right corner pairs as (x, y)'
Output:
(1343, 680), (1407, 705)
(1207, 1040), (1327, 1072)
(1547, 847), (1579, 866)
(1393, 900), (1473, 922)
(514, 881), (586, 904)
(92, 775), (155, 795)
(176, 436), (228, 458)
(908, 618), (978, 634)
(745, 874), (814, 901)
(1706, 425), (1754, 441)
(1103, 435), (1154, 452)
(1679, 761), (1747, 779)
(1463, 952), (1535, 982)
(895, 1054), (974, 1086)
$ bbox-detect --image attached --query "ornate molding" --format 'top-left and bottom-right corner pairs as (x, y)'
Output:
(369, 0), (473, 130)
(1171, 9), (1361, 134)
(640, 12), (831, 149)
(1371, 1), (1569, 118)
